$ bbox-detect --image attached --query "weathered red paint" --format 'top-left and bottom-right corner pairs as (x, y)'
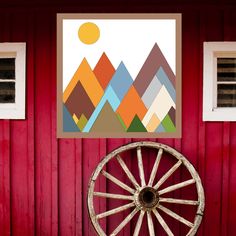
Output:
(0, 2), (236, 236)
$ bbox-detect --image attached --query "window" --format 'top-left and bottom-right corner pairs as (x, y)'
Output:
(0, 43), (26, 119)
(203, 42), (236, 121)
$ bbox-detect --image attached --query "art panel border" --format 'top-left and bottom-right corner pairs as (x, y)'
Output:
(57, 13), (182, 138)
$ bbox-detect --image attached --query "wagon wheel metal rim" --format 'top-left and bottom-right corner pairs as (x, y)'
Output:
(88, 141), (205, 236)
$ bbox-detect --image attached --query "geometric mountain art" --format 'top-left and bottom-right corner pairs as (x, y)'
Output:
(57, 14), (182, 138)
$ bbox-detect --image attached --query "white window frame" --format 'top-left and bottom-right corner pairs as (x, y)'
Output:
(0, 43), (26, 119)
(203, 42), (236, 121)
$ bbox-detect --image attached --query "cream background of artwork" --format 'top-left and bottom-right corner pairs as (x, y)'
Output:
(63, 19), (176, 91)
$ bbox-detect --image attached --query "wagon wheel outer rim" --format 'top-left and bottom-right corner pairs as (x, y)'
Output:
(87, 141), (205, 236)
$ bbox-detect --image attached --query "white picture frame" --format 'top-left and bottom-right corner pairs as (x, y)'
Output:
(203, 42), (236, 121)
(0, 43), (26, 119)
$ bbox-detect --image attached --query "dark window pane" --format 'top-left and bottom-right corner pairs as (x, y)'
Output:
(0, 58), (15, 80)
(0, 82), (15, 103)
(217, 84), (236, 107)
(217, 58), (236, 82)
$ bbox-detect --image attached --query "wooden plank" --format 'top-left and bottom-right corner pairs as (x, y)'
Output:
(220, 122), (230, 236)
(150, 138), (175, 232)
(183, 9), (200, 157)
(181, 10), (199, 170)
(26, 12), (37, 236)
(173, 138), (182, 234)
(0, 121), (10, 236)
(0, 11), (11, 236)
(106, 139), (131, 236)
(181, 11), (201, 235)
(228, 121), (236, 236)
(59, 139), (76, 236)
(50, 11), (59, 236)
(203, 10), (224, 236)
(58, 138), (82, 236)
(197, 11), (207, 236)
(220, 9), (236, 236)
(75, 139), (83, 235)
(98, 139), (107, 231)
(34, 11), (58, 236)
(207, 10), (224, 236)
(83, 139), (105, 236)
(10, 11), (35, 236)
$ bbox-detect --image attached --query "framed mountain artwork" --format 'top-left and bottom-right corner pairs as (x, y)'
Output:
(57, 14), (181, 138)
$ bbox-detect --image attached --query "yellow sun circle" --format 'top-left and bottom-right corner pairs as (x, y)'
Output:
(78, 22), (100, 45)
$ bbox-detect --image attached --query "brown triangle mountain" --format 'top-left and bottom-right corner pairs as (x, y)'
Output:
(64, 81), (95, 120)
(90, 101), (125, 133)
(133, 43), (176, 97)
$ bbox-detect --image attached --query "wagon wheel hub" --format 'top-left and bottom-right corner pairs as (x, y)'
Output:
(136, 187), (159, 210)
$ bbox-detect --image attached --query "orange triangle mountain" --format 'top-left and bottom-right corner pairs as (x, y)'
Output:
(94, 52), (115, 90)
(116, 86), (147, 128)
(63, 58), (103, 107)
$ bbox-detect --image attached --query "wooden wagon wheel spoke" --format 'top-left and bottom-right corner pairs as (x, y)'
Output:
(101, 170), (135, 194)
(158, 205), (194, 228)
(152, 209), (174, 236)
(110, 208), (139, 236)
(96, 202), (135, 220)
(148, 148), (163, 187)
(133, 210), (145, 236)
(137, 147), (146, 187)
(147, 211), (155, 236)
(159, 197), (199, 206)
(116, 155), (140, 190)
(158, 179), (195, 196)
(93, 192), (134, 201)
(154, 160), (182, 190)
(88, 141), (205, 236)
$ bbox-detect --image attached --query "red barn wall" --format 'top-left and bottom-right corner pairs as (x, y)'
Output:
(0, 1), (236, 235)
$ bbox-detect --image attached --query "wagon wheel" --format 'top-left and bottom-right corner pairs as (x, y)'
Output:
(88, 141), (205, 236)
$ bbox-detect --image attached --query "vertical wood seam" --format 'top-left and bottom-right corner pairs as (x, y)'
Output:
(198, 10), (206, 236)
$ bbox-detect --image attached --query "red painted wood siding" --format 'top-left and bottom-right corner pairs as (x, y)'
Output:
(0, 2), (236, 236)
